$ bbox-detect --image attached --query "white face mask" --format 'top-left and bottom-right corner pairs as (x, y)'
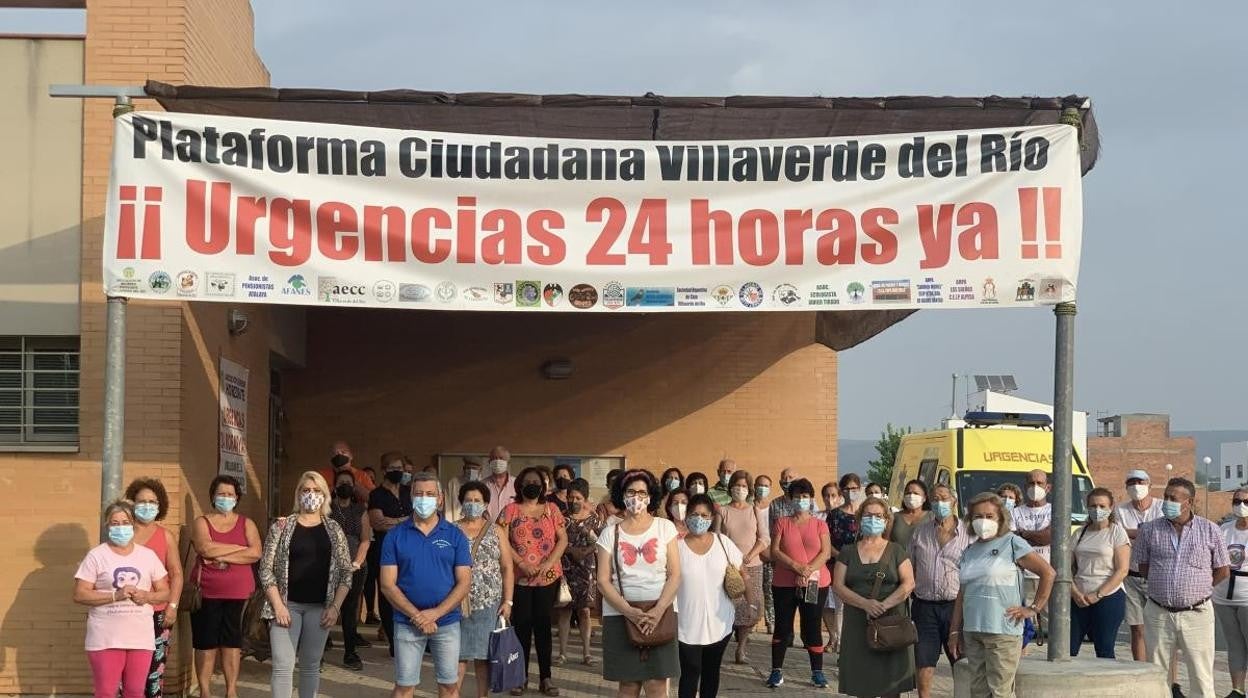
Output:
(903, 494), (924, 510)
(465, 467), (481, 482)
(870, 492), (887, 501)
(1027, 485), (1047, 503)
(690, 484), (705, 495)
(848, 489), (865, 503)
(489, 459), (508, 475)
(1235, 503), (1248, 519)
(1088, 506), (1111, 522)
(673, 503), (687, 520)
(972, 518), (999, 539)
(826, 496), (844, 510)
(730, 487), (749, 503)
(1128, 484), (1150, 501)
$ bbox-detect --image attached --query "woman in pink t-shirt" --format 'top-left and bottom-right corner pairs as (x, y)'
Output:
(766, 478), (833, 689)
(74, 500), (170, 698)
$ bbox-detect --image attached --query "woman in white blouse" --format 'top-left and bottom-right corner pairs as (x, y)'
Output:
(1069, 486), (1130, 658)
(678, 494), (744, 698)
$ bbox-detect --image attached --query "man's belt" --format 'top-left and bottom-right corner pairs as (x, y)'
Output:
(1127, 570), (1144, 578)
(1149, 597), (1209, 613)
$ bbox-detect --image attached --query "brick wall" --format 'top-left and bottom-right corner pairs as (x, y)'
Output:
(1088, 413), (1196, 509)
(0, 2), (267, 695)
(281, 309), (839, 501)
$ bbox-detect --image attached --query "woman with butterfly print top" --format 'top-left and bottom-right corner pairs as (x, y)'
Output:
(498, 467), (568, 697)
(596, 469), (682, 698)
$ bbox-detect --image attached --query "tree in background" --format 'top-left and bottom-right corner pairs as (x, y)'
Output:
(867, 423), (911, 487)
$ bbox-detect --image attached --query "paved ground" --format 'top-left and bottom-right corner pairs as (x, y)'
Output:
(211, 625), (1233, 697)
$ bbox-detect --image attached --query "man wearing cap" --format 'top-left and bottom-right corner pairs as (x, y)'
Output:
(1115, 469), (1178, 685)
(444, 456), (485, 521)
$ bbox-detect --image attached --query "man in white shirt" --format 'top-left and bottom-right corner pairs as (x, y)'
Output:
(443, 456), (484, 522)
(482, 446), (516, 523)
(1115, 468), (1178, 690)
(1012, 469), (1052, 633)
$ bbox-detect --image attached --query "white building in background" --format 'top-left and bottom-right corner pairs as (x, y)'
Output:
(967, 390), (1089, 461)
(1220, 442), (1248, 492)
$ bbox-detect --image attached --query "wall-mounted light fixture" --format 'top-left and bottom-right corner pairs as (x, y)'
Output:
(541, 359), (573, 380)
(228, 308), (250, 336)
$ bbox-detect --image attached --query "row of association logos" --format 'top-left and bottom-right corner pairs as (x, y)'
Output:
(110, 268), (1068, 308)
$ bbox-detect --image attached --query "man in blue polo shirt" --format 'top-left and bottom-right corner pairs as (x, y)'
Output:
(380, 471), (471, 698)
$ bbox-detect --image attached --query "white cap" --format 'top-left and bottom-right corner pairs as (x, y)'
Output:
(1125, 469), (1150, 483)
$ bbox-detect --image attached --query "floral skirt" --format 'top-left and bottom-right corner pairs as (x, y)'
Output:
(733, 565), (765, 628)
(147, 609), (170, 698)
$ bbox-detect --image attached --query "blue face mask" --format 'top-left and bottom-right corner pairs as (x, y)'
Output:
(401, 472), (413, 486)
(1162, 500), (1182, 520)
(462, 501), (486, 519)
(861, 516), (886, 537)
(108, 524), (134, 546)
(686, 516), (712, 535)
(134, 502), (160, 523)
(214, 496), (237, 513)
(933, 501), (953, 519)
(1002, 498), (1016, 513)
(756, 486), (770, 499)
(665, 478), (680, 492)
(796, 497), (813, 512)
(412, 496), (438, 519)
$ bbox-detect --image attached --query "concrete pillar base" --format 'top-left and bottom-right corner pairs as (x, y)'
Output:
(953, 654), (1169, 697)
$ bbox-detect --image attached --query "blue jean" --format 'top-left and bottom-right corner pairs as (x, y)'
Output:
(1070, 588), (1126, 658)
(393, 620), (460, 687)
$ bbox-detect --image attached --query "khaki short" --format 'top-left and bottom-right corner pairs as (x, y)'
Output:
(1124, 574), (1149, 626)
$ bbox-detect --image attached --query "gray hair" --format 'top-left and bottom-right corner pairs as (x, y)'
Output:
(409, 471), (442, 493)
(104, 499), (135, 525)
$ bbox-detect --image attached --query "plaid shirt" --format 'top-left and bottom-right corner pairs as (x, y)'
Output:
(909, 517), (973, 601)
(1131, 514), (1230, 608)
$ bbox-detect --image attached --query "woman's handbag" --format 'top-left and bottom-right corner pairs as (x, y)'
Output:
(489, 617), (526, 693)
(865, 570), (917, 651)
(178, 517), (205, 614)
(554, 577), (573, 608)
(613, 529), (677, 651)
(716, 534), (747, 600)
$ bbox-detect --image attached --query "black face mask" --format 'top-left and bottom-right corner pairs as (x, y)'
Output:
(335, 484), (354, 500)
(331, 454), (350, 469)
(385, 470), (405, 484)
(521, 482), (543, 500)
(555, 477), (571, 491)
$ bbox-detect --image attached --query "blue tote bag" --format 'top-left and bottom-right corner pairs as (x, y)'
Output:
(489, 617), (526, 693)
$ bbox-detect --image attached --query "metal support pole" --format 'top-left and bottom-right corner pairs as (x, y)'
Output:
(1047, 301), (1077, 661)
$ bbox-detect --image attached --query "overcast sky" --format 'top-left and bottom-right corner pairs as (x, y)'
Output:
(8, 2), (1246, 440)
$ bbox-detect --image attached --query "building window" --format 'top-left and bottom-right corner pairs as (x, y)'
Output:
(0, 336), (80, 447)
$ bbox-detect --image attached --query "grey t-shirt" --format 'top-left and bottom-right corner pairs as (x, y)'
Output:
(1072, 523), (1129, 596)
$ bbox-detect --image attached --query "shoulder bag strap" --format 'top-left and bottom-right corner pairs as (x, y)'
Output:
(469, 523), (489, 560)
(185, 515), (205, 584)
(613, 526), (626, 599)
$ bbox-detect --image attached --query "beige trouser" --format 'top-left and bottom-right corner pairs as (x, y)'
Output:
(1144, 600), (1216, 698)
(964, 631), (1022, 698)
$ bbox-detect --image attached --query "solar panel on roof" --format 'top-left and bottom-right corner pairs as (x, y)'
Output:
(974, 375), (990, 391)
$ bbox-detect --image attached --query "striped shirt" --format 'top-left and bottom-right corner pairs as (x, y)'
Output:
(909, 517), (973, 601)
(1131, 514), (1230, 608)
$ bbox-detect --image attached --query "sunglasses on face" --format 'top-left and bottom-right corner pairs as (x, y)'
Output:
(1235, 499), (1248, 506)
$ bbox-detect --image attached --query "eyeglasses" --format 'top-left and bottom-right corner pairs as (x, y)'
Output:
(1234, 499), (1248, 506)
(625, 488), (649, 497)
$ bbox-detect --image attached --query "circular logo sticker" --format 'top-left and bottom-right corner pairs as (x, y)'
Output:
(176, 271), (199, 296)
(149, 271), (172, 293)
(436, 281), (457, 302)
(543, 283), (564, 307)
(373, 280), (396, 302)
(738, 282), (764, 308)
(569, 284), (598, 309)
(773, 283), (800, 306)
(710, 285), (735, 307)
(847, 282), (866, 304)
(516, 280), (541, 307)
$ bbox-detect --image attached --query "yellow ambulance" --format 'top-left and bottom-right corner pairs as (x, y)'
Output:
(887, 412), (1094, 521)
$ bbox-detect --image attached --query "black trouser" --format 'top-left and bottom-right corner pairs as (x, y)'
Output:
(512, 580), (560, 682)
(771, 585), (827, 671)
(339, 568), (365, 658)
(678, 632), (731, 698)
(364, 537), (381, 620)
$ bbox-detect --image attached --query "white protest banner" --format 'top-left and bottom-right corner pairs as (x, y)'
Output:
(218, 357), (248, 492)
(103, 112), (1082, 311)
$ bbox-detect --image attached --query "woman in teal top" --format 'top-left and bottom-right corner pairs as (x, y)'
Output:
(951, 492), (1054, 698)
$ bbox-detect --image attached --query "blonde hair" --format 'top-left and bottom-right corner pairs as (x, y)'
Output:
(292, 471), (333, 516)
(964, 492), (1012, 538)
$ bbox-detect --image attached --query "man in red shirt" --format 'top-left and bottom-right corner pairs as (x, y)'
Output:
(321, 441), (377, 504)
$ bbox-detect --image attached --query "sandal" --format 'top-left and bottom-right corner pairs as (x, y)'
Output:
(540, 679), (560, 696)
(582, 655), (597, 666)
(509, 687), (525, 696)
(555, 653), (566, 665)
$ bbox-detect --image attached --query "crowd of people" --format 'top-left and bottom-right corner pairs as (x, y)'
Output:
(71, 445), (1240, 698)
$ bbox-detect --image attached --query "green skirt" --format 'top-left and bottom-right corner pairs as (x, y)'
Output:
(601, 615), (679, 682)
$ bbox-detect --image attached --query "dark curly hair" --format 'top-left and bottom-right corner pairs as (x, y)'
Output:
(514, 466), (547, 503)
(209, 475), (241, 500)
(568, 477), (591, 500)
(124, 477), (170, 521)
(611, 469), (662, 514)
(459, 480), (490, 504)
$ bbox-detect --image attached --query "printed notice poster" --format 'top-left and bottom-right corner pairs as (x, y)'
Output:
(219, 357), (249, 493)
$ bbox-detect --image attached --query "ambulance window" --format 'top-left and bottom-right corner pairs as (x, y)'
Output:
(936, 469), (950, 489)
(918, 458), (938, 485)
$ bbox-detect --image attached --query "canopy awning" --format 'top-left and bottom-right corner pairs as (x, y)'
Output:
(142, 81), (1099, 350)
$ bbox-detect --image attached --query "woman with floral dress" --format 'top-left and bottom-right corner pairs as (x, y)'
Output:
(455, 481), (514, 698)
(556, 478), (602, 665)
